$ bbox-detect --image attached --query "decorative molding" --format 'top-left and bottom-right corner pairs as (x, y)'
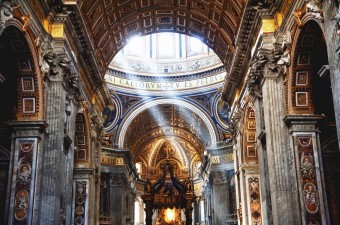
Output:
(74, 181), (87, 225)
(211, 172), (227, 185)
(295, 136), (322, 224)
(248, 176), (262, 225)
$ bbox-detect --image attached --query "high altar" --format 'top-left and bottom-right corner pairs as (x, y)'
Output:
(141, 157), (195, 225)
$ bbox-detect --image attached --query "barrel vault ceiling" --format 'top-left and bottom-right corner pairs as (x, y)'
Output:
(78, 0), (246, 74)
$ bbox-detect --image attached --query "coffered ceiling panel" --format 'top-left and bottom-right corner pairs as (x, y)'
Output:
(124, 104), (209, 155)
(79, 0), (246, 74)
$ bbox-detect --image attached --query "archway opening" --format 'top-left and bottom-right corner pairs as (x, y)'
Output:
(103, 31), (230, 224)
(0, 26), (28, 222)
(295, 21), (340, 224)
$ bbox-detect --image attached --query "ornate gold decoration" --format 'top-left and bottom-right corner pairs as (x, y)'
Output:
(293, 8), (305, 27)
(21, 15), (31, 32)
(262, 19), (276, 33)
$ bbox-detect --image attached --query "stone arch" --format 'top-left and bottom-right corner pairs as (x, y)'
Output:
(2, 19), (44, 119)
(288, 20), (327, 114)
(117, 98), (218, 148)
(289, 19), (340, 224)
(0, 21), (43, 223)
(0, 24), (43, 121)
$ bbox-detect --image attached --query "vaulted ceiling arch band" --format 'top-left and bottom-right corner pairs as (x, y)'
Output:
(117, 98), (218, 148)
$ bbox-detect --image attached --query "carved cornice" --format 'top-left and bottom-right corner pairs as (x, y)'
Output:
(222, 0), (280, 104)
(107, 66), (225, 82)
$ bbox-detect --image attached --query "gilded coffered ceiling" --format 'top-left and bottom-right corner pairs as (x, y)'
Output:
(124, 104), (209, 152)
(79, 0), (246, 74)
(121, 104), (208, 179)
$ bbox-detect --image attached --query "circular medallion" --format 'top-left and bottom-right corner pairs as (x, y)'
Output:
(15, 189), (29, 221)
(75, 206), (85, 215)
(76, 196), (84, 204)
(20, 142), (33, 152)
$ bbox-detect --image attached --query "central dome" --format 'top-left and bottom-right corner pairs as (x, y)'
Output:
(105, 33), (226, 95)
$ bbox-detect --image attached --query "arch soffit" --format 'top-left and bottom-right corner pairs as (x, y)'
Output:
(130, 128), (205, 154)
(0, 19), (44, 120)
(148, 139), (190, 168)
(117, 98), (218, 148)
(288, 19), (326, 114)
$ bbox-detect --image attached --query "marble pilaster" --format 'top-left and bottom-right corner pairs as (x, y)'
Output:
(210, 171), (229, 225)
(253, 98), (272, 225)
(246, 33), (301, 224)
(284, 116), (329, 225)
(35, 49), (78, 225)
(6, 121), (46, 225)
(260, 54), (301, 225)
